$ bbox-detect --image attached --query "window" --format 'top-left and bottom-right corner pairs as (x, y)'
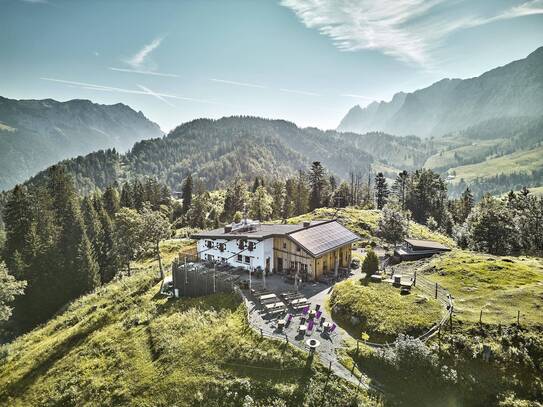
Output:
(238, 240), (246, 250)
(244, 256), (251, 264)
(248, 241), (255, 251)
(237, 254), (243, 262)
(206, 240), (213, 249)
(296, 245), (301, 252)
(218, 243), (225, 252)
(207, 254), (214, 261)
(282, 242), (287, 249)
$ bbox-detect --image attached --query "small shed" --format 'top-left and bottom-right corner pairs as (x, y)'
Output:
(394, 238), (451, 261)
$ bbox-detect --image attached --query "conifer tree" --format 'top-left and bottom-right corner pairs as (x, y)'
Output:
(181, 174), (193, 214)
(132, 179), (145, 211)
(309, 161), (326, 210)
(120, 182), (134, 208)
(103, 185), (121, 216)
(374, 172), (389, 210)
(294, 170), (310, 215)
(249, 186), (273, 221)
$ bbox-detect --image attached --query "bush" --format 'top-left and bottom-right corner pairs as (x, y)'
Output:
(362, 249), (379, 276)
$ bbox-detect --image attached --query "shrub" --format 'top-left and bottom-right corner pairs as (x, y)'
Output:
(362, 249), (379, 276)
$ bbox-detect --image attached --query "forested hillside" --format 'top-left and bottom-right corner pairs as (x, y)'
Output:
(0, 96), (163, 191)
(18, 116), (432, 195)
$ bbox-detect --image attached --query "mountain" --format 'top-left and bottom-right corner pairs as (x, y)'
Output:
(338, 47), (543, 138)
(21, 116), (432, 194)
(0, 97), (163, 191)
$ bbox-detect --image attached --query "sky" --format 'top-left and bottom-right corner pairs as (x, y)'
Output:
(1, 0), (543, 132)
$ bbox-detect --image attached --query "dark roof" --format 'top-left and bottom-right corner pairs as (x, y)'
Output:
(192, 221), (327, 240)
(404, 238), (450, 251)
(288, 221), (360, 257)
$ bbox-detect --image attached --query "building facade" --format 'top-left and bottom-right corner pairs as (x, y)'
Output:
(192, 219), (359, 281)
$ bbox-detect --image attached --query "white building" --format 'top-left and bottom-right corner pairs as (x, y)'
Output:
(192, 219), (359, 281)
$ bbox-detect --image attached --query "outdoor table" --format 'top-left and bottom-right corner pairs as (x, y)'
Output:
(299, 325), (307, 334)
(265, 301), (285, 310)
(290, 297), (308, 305)
(277, 320), (285, 330)
(259, 293), (277, 302)
(308, 310), (316, 318)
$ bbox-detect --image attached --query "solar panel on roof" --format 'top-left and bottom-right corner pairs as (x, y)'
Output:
(289, 221), (359, 256)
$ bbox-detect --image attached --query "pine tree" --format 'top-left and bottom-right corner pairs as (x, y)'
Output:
(374, 172), (389, 210)
(120, 182), (134, 208)
(181, 174), (193, 214)
(392, 170), (409, 210)
(270, 181), (285, 219)
(361, 249), (379, 277)
(249, 186), (273, 221)
(309, 161), (326, 210)
(222, 178), (246, 221)
(295, 170), (310, 215)
(132, 179), (145, 211)
(97, 206), (120, 284)
(103, 185), (121, 216)
(47, 166), (100, 298)
(283, 178), (296, 219)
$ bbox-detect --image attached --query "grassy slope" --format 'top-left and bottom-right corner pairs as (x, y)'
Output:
(423, 138), (504, 170)
(421, 250), (543, 326)
(449, 146), (543, 184)
(329, 280), (443, 342)
(0, 244), (373, 407)
(285, 207), (455, 247)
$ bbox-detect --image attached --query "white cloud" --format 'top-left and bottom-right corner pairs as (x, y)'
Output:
(109, 67), (179, 78)
(209, 78), (268, 89)
(279, 88), (320, 96)
(125, 37), (163, 69)
(281, 0), (543, 66)
(40, 77), (220, 105)
(137, 84), (175, 107)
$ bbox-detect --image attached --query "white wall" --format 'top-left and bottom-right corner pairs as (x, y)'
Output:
(197, 238), (274, 271)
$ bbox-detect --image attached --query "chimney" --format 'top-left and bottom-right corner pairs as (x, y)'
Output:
(224, 225), (232, 233)
(303, 221), (311, 228)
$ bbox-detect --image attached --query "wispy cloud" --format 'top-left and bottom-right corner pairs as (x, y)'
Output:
(137, 84), (175, 107)
(40, 77), (220, 105)
(281, 0), (543, 66)
(279, 88), (320, 96)
(125, 37), (163, 69)
(20, 0), (49, 3)
(109, 67), (179, 78)
(209, 78), (268, 89)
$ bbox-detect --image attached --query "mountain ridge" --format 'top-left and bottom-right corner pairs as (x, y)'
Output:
(0, 96), (163, 191)
(338, 46), (543, 137)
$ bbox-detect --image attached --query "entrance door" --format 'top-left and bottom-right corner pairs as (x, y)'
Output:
(277, 257), (283, 272)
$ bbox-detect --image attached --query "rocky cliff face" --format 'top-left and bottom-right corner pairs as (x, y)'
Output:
(338, 47), (543, 138)
(0, 97), (163, 190)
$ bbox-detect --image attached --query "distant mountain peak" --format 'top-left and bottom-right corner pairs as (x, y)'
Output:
(337, 46), (543, 138)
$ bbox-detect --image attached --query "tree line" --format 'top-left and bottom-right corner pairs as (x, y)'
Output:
(0, 167), (172, 338)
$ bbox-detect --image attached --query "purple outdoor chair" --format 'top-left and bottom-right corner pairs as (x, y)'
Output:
(286, 314), (293, 325)
(315, 310), (322, 319)
(329, 323), (336, 333)
(302, 306), (309, 315)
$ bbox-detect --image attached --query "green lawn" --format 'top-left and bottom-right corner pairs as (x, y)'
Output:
(285, 207), (455, 248)
(448, 146), (543, 184)
(329, 279), (443, 342)
(0, 259), (373, 406)
(421, 250), (543, 326)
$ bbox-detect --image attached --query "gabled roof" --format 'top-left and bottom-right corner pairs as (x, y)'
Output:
(287, 220), (360, 257)
(191, 221), (327, 240)
(404, 238), (450, 251)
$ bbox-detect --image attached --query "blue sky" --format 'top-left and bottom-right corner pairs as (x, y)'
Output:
(1, 0), (542, 131)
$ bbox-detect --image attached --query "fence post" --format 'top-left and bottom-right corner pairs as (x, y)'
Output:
(449, 312), (453, 334)
(413, 270), (417, 286)
(260, 328), (263, 338)
(517, 310), (520, 326)
(479, 309), (483, 324)
(435, 283), (438, 299)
